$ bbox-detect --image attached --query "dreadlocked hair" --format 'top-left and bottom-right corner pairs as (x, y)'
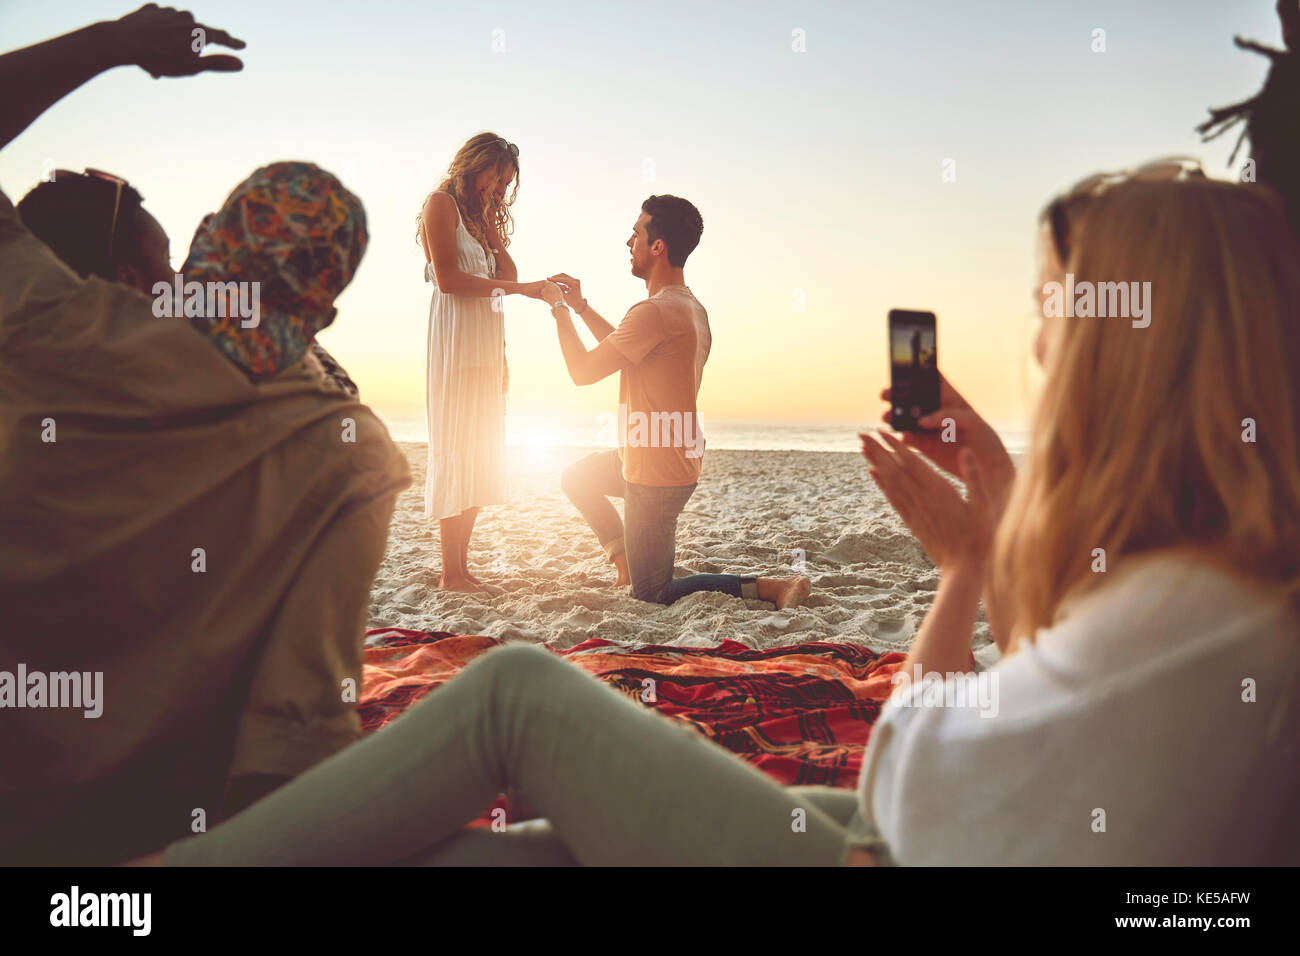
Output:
(1198, 19), (1300, 232)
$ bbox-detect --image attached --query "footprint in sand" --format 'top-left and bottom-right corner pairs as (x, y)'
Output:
(872, 614), (911, 643)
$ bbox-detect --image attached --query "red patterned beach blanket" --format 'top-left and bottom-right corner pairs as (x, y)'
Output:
(361, 629), (908, 788)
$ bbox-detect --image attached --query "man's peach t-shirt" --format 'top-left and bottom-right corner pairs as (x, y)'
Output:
(604, 285), (711, 487)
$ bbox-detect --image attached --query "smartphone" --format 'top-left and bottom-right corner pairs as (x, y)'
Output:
(888, 309), (939, 431)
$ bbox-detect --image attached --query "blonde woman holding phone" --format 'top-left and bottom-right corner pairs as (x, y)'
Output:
(860, 166), (1300, 864)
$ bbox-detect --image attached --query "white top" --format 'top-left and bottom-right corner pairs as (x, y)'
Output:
(856, 554), (1300, 865)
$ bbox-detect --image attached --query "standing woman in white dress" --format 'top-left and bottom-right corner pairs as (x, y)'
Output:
(418, 133), (549, 591)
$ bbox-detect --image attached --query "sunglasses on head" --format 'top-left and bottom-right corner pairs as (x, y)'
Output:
(1046, 157), (1206, 266)
(54, 167), (130, 268)
(496, 138), (519, 158)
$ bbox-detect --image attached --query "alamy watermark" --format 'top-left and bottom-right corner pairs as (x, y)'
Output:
(889, 664), (999, 718)
(50, 886), (150, 936)
(617, 403), (705, 458)
(1042, 272), (1151, 328)
(152, 274), (260, 327)
(1, 664), (103, 718)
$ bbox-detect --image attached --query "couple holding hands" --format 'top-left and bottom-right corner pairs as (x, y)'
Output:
(418, 133), (808, 608)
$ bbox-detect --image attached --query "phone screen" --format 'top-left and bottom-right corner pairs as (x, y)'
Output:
(888, 309), (939, 431)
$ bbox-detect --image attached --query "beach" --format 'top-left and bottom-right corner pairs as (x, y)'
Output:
(367, 442), (999, 667)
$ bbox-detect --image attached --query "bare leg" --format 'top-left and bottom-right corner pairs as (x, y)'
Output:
(439, 514), (481, 592)
(461, 507), (482, 584)
(612, 551), (631, 587)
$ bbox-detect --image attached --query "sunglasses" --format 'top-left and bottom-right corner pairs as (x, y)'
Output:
(496, 138), (519, 158)
(1046, 157), (1206, 266)
(54, 167), (130, 268)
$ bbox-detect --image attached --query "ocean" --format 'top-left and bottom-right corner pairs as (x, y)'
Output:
(378, 412), (1031, 457)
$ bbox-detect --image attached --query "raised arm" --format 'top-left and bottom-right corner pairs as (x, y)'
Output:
(0, 5), (245, 153)
(423, 192), (541, 299)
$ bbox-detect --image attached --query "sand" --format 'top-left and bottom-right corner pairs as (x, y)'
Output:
(367, 443), (998, 666)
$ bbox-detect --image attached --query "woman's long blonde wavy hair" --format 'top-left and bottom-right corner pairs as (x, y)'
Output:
(991, 176), (1300, 648)
(415, 132), (519, 252)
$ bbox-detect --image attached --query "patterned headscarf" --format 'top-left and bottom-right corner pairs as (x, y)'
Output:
(183, 161), (368, 380)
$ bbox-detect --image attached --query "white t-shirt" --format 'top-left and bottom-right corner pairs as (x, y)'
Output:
(856, 554), (1300, 865)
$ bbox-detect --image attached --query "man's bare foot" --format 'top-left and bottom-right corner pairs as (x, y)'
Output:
(756, 575), (811, 610)
(439, 575), (484, 593)
(465, 569), (484, 585)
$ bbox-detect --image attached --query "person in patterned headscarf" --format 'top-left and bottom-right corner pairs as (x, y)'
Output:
(0, 11), (410, 864)
(19, 162), (366, 395)
(183, 161), (367, 391)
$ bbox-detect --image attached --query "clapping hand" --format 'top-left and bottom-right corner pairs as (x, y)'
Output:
(860, 431), (998, 574)
(879, 371), (1015, 517)
(869, 371), (1015, 572)
(109, 4), (246, 78)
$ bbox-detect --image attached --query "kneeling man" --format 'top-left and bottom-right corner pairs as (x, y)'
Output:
(544, 195), (808, 609)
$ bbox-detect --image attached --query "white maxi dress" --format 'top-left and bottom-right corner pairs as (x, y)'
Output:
(424, 202), (508, 520)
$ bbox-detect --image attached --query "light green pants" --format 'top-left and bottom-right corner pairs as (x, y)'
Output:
(164, 643), (864, 866)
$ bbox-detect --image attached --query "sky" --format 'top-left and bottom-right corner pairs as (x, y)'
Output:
(0, 0), (1283, 444)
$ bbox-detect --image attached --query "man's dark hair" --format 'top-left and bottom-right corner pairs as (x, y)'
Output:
(641, 194), (703, 268)
(17, 174), (149, 280)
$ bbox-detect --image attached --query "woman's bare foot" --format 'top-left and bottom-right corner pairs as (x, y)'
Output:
(613, 554), (631, 587)
(756, 575), (811, 610)
(439, 574), (484, 593)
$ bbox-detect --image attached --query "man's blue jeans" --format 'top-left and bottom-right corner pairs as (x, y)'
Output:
(561, 450), (759, 605)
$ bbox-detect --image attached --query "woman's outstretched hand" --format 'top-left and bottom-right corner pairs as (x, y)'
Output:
(539, 281), (566, 308)
(547, 273), (585, 310)
(860, 430), (998, 574)
(109, 4), (245, 78)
